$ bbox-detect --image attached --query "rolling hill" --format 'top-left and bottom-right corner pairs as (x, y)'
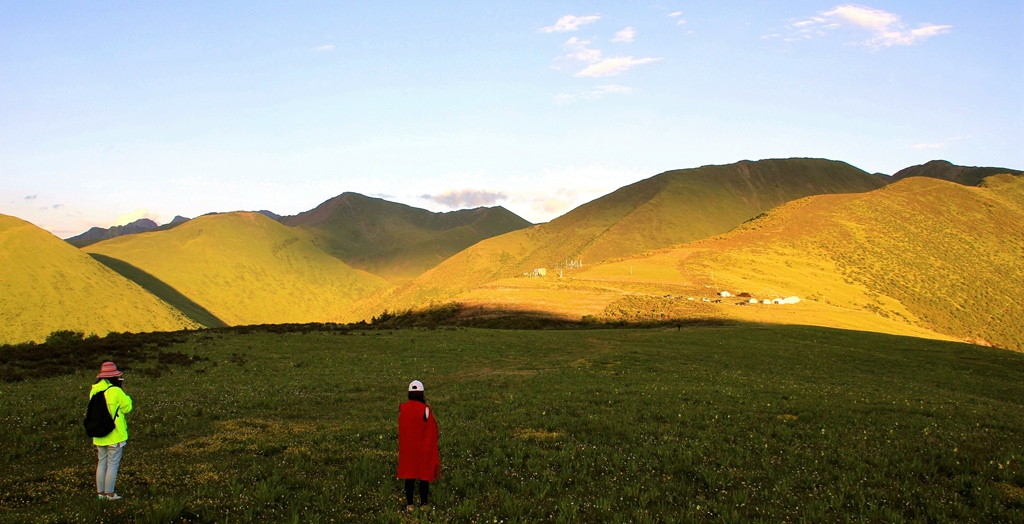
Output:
(84, 212), (390, 326)
(670, 173), (1024, 351)
(412, 173), (1023, 351)
(279, 192), (532, 282)
(0, 214), (199, 344)
(356, 158), (889, 316)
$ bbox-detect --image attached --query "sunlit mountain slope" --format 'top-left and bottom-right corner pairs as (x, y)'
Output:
(684, 173), (1024, 351)
(85, 212), (389, 326)
(415, 174), (1023, 351)
(0, 214), (199, 344)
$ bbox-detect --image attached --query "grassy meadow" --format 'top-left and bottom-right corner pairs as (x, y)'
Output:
(2, 324), (1022, 523)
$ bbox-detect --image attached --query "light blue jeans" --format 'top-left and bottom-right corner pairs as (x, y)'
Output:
(96, 444), (125, 494)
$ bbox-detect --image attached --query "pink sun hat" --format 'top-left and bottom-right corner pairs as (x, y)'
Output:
(96, 361), (123, 378)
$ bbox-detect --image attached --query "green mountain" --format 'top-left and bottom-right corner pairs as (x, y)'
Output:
(358, 158), (889, 314)
(279, 192), (532, 282)
(0, 214), (199, 344)
(85, 212), (390, 326)
(891, 159), (1022, 186)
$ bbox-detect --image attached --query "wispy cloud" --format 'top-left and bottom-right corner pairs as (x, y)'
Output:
(611, 27), (636, 43)
(912, 136), (965, 150)
(312, 44), (335, 52)
(24, 195), (37, 200)
(561, 37), (602, 63)
(576, 56), (661, 77)
(668, 11), (687, 25)
(540, 14), (601, 33)
(556, 36), (661, 77)
(787, 5), (951, 47)
(554, 84), (634, 104)
(421, 189), (508, 209)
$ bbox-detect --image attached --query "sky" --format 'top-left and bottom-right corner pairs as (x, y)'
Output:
(2, 1), (1022, 238)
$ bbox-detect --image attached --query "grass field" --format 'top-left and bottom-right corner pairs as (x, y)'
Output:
(2, 325), (1022, 523)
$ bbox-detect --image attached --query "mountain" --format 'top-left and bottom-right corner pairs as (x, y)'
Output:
(152, 215), (191, 232)
(891, 160), (1022, 186)
(65, 218), (160, 247)
(669, 173), (1024, 351)
(279, 192), (532, 282)
(0, 214), (199, 344)
(84, 212), (390, 326)
(381, 173), (1023, 351)
(357, 158), (889, 314)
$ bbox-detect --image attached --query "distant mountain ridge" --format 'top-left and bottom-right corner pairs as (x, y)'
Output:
(280, 192), (532, 282)
(66, 218), (160, 247)
(891, 160), (1022, 186)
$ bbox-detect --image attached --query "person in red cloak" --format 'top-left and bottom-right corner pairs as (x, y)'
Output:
(397, 379), (440, 510)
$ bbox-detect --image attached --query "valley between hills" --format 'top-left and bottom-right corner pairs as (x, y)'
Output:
(2, 158), (1021, 352)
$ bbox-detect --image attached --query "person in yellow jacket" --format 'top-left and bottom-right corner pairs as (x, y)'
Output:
(90, 361), (133, 501)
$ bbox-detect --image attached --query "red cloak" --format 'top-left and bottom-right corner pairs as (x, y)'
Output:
(397, 401), (440, 481)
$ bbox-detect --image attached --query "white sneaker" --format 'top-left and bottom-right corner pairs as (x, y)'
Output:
(105, 493), (123, 501)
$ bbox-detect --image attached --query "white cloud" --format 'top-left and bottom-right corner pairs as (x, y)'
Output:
(312, 44), (335, 52)
(789, 5), (951, 47)
(554, 84), (634, 104)
(576, 56), (662, 77)
(562, 37), (602, 63)
(612, 26), (636, 43)
(421, 189), (508, 209)
(540, 14), (601, 33)
(668, 11), (683, 18)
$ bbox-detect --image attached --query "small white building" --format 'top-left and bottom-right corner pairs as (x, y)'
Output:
(718, 291), (732, 297)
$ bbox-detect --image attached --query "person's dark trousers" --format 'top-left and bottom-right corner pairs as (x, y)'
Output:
(404, 479), (429, 506)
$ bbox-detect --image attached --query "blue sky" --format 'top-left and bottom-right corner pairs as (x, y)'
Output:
(2, 1), (1021, 237)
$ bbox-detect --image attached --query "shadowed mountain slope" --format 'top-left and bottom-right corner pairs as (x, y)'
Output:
(356, 158), (888, 316)
(279, 192), (532, 282)
(0, 214), (199, 344)
(891, 160), (1022, 186)
(85, 212), (390, 326)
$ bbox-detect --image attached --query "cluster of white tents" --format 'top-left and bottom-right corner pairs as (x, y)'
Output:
(687, 291), (801, 305)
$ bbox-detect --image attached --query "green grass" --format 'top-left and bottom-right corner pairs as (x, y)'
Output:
(2, 325), (1022, 522)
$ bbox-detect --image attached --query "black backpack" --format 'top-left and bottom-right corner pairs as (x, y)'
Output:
(83, 387), (120, 438)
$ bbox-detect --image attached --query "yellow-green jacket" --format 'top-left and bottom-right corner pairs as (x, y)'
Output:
(89, 379), (133, 446)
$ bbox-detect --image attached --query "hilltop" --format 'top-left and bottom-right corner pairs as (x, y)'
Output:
(672, 173), (1024, 351)
(892, 159), (1022, 186)
(84, 212), (390, 326)
(357, 158), (889, 316)
(279, 192), (532, 282)
(0, 214), (198, 344)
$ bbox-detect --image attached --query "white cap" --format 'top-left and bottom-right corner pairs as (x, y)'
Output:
(408, 380), (424, 392)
